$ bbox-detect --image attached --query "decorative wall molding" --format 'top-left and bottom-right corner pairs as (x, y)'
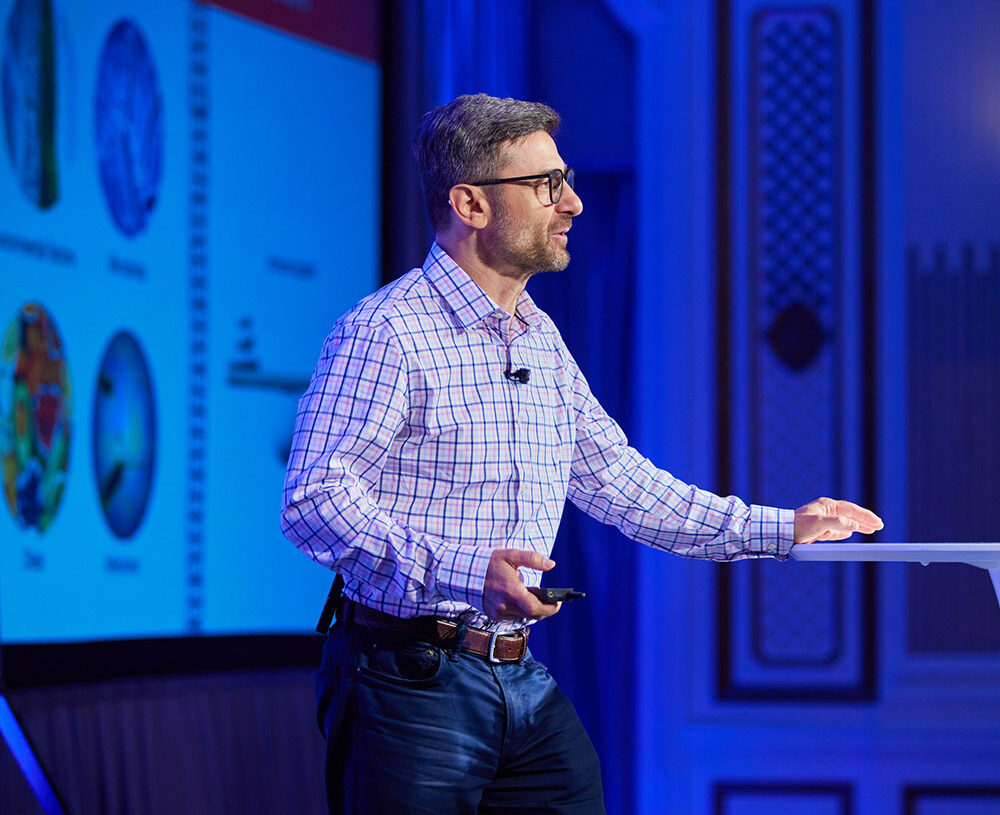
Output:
(714, 781), (854, 815)
(904, 785), (1000, 815)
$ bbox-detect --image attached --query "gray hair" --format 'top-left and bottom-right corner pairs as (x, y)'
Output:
(412, 93), (561, 232)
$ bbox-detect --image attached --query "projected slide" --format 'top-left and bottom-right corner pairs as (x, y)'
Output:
(202, 7), (379, 635)
(0, 0), (380, 644)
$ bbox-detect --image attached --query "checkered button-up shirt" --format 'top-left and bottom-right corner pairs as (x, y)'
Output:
(281, 243), (794, 629)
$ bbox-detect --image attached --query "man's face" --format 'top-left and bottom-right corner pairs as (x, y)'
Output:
(479, 131), (583, 275)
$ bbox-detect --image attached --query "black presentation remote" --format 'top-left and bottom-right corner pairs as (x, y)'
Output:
(528, 587), (586, 603)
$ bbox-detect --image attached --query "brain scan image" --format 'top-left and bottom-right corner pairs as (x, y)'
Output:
(92, 331), (156, 539)
(0, 303), (71, 532)
(3, 0), (60, 209)
(95, 19), (163, 237)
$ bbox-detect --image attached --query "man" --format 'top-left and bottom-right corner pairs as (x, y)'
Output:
(281, 93), (882, 814)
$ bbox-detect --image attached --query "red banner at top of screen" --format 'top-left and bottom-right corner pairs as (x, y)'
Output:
(199, 0), (380, 62)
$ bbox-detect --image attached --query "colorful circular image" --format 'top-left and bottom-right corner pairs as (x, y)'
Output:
(0, 303), (71, 532)
(2, 0), (60, 209)
(92, 331), (155, 539)
(94, 19), (162, 237)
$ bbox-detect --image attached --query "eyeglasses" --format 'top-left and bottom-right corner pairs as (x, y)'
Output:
(469, 167), (575, 205)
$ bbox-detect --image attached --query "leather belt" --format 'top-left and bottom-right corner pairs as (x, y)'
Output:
(340, 600), (528, 664)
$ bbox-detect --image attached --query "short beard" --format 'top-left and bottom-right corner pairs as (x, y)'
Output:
(483, 195), (570, 275)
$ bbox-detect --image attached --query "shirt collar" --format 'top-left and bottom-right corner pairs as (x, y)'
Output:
(422, 242), (547, 332)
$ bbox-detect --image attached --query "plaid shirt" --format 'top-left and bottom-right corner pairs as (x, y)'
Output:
(281, 243), (794, 629)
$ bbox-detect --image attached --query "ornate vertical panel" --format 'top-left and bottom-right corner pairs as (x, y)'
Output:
(749, 6), (843, 667)
(718, 4), (874, 701)
(751, 11), (841, 505)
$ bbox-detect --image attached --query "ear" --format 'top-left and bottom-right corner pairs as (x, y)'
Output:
(447, 184), (491, 229)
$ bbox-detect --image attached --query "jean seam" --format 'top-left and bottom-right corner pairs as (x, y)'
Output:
(488, 660), (512, 767)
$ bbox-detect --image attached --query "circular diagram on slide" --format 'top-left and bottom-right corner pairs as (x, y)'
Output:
(92, 331), (155, 539)
(2, 0), (60, 209)
(0, 303), (71, 532)
(94, 19), (162, 237)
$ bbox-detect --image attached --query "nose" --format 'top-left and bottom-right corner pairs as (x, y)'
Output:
(558, 179), (583, 216)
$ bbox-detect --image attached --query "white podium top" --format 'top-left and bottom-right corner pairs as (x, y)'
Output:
(790, 542), (1000, 607)
(790, 542), (1000, 570)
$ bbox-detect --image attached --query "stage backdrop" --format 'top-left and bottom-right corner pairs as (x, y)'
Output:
(0, 0), (380, 644)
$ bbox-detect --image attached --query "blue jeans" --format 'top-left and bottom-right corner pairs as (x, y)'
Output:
(316, 620), (606, 814)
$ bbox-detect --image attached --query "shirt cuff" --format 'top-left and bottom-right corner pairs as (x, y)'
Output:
(435, 543), (494, 610)
(749, 504), (796, 559)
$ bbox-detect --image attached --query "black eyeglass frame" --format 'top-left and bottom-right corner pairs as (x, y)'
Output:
(468, 167), (575, 205)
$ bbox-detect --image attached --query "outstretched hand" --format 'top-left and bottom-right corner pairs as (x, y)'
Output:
(482, 549), (561, 621)
(794, 497), (884, 544)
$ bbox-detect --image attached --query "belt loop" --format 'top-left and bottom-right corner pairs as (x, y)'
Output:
(449, 620), (467, 662)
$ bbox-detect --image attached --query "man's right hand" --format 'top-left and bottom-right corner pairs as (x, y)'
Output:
(482, 549), (561, 621)
(793, 497), (883, 544)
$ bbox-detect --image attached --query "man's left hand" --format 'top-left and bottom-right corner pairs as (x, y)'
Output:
(794, 497), (883, 544)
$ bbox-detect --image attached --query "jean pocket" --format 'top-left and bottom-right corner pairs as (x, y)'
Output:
(357, 635), (446, 688)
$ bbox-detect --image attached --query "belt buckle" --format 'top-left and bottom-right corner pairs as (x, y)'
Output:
(487, 630), (503, 663)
